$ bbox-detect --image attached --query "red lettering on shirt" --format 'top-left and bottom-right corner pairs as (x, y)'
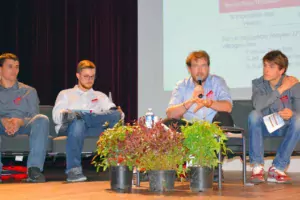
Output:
(13, 97), (22, 105)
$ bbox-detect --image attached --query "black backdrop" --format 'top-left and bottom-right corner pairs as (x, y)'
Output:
(0, 0), (138, 121)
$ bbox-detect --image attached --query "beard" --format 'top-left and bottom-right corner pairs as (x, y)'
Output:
(79, 82), (93, 90)
(193, 75), (207, 83)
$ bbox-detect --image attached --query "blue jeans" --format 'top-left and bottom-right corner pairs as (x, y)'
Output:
(60, 110), (121, 173)
(248, 110), (300, 170)
(0, 114), (49, 174)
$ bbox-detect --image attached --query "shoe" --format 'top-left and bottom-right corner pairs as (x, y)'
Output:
(67, 167), (87, 183)
(267, 166), (291, 184)
(26, 167), (46, 183)
(250, 165), (265, 183)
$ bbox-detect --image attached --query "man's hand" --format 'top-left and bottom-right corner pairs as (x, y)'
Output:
(192, 85), (204, 99)
(61, 110), (77, 123)
(1, 118), (13, 133)
(117, 106), (123, 114)
(117, 106), (125, 120)
(193, 98), (203, 113)
(1, 118), (24, 135)
(193, 98), (214, 113)
(203, 99), (213, 108)
(278, 76), (299, 94)
(9, 118), (24, 134)
(278, 108), (293, 120)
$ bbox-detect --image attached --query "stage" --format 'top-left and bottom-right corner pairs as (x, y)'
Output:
(1, 171), (300, 200)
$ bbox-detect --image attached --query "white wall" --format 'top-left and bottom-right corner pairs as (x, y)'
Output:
(138, 0), (300, 172)
(138, 0), (171, 118)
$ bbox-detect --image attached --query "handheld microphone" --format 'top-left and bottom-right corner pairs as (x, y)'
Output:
(197, 76), (203, 98)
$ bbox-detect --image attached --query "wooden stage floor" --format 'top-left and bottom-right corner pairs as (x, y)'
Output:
(1, 171), (300, 200)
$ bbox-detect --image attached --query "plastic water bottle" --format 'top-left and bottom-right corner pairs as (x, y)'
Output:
(132, 167), (140, 186)
(145, 108), (154, 128)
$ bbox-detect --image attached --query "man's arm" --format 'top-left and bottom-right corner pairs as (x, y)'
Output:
(252, 84), (280, 112)
(290, 83), (300, 114)
(252, 76), (299, 112)
(166, 81), (204, 119)
(167, 98), (198, 119)
(209, 77), (232, 113)
(24, 88), (40, 125)
(93, 93), (117, 113)
(52, 91), (69, 125)
(209, 100), (232, 113)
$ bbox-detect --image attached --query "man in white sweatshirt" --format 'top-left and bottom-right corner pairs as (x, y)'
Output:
(52, 60), (123, 182)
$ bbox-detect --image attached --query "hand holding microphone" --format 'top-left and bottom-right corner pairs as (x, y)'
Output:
(192, 76), (204, 99)
(197, 76), (203, 98)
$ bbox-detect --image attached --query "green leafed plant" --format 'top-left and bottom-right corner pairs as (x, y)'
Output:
(181, 120), (229, 168)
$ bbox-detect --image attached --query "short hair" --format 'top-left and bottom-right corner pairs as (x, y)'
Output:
(77, 60), (96, 73)
(186, 50), (210, 67)
(263, 50), (288, 74)
(0, 53), (19, 67)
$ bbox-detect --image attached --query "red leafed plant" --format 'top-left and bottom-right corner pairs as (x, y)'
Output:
(131, 117), (187, 175)
(92, 120), (139, 172)
(92, 117), (187, 175)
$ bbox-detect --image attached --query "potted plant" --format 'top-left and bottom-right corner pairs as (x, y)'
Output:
(133, 117), (187, 192)
(181, 120), (228, 192)
(92, 120), (138, 193)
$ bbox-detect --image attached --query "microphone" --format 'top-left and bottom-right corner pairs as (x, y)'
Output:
(197, 76), (203, 98)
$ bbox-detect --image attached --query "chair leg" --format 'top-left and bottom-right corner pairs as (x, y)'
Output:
(218, 137), (222, 189)
(242, 136), (246, 185)
(136, 169), (140, 187)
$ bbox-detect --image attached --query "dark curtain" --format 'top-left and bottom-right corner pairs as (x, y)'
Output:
(0, 0), (138, 122)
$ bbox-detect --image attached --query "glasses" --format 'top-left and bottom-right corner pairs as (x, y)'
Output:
(191, 64), (209, 68)
(82, 75), (96, 80)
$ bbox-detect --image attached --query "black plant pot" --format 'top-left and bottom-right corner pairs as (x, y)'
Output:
(189, 166), (214, 192)
(110, 166), (133, 193)
(148, 170), (176, 192)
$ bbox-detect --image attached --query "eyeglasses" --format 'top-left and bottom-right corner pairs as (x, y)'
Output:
(82, 75), (96, 80)
(191, 64), (209, 68)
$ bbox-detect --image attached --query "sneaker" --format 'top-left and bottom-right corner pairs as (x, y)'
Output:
(267, 166), (291, 184)
(27, 167), (46, 183)
(67, 167), (87, 183)
(250, 165), (265, 183)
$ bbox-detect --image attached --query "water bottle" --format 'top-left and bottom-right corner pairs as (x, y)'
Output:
(145, 108), (154, 128)
(132, 166), (140, 186)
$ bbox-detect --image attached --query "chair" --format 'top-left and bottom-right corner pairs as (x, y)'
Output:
(218, 126), (246, 189)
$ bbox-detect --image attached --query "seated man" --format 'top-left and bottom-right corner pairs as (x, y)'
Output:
(52, 60), (123, 183)
(166, 50), (233, 181)
(0, 53), (49, 183)
(249, 50), (300, 184)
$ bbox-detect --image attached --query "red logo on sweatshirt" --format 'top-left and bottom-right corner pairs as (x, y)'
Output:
(280, 95), (289, 103)
(13, 97), (22, 105)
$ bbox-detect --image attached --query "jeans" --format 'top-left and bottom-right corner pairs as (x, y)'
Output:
(60, 110), (121, 173)
(248, 110), (300, 170)
(0, 114), (49, 174)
